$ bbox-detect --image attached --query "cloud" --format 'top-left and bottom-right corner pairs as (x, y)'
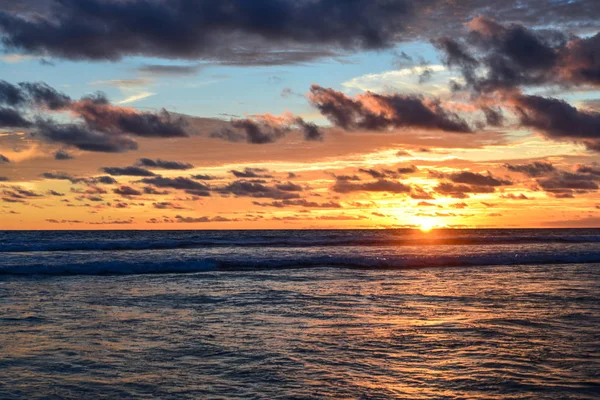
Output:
(341, 65), (456, 95)
(275, 182), (303, 192)
(212, 114), (321, 144)
(137, 64), (201, 76)
(96, 176), (118, 185)
(358, 168), (399, 179)
(72, 93), (188, 138)
(309, 85), (472, 133)
(501, 193), (530, 200)
(102, 166), (156, 177)
(253, 199), (342, 208)
(0, 107), (31, 127)
(435, 17), (600, 93)
(0, 0), (421, 62)
(116, 91), (155, 105)
(191, 174), (219, 181)
(113, 186), (142, 196)
(536, 171), (600, 196)
(90, 78), (153, 89)
(137, 158), (194, 170)
(0, 81), (192, 152)
(333, 178), (412, 194)
(505, 161), (555, 177)
(41, 172), (116, 186)
(143, 186), (170, 195)
(431, 170), (512, 187)
(18, 82), (72, 110)
(140, 176), (210, 194)
(2, 185), (43, 201)
(216, 180), (301, 200)
(174, 215), (232, 224)
(514, 94), (600, 150)
(0, 153), (9, 163)
(153, 202), (187, 210)
(230, 168), (273, 179)
(35, 119), (140, 153)
(433, 182), (496, 198)
(54, 149), (74, 160)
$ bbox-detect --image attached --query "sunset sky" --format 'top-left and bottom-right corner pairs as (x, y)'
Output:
(1, 0), (600, 229)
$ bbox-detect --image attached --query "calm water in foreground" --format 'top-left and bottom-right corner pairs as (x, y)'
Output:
(1, 229), (599, 399)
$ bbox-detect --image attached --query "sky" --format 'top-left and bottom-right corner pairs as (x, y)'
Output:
(1, 0), (600, 230)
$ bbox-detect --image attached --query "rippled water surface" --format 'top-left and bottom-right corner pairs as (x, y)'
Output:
(1, 262), (599, 399)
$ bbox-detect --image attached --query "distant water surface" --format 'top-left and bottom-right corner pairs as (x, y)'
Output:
(0, 229), (599, 398)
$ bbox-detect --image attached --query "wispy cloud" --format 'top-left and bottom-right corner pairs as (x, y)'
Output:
(342, 65), (458, 96)
(91, 78), (153, 89)
(117, 91), (156, 105)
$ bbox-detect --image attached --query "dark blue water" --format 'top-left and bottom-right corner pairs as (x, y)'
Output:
(1, 229), (599, 398)
(3, 229), (600, 275)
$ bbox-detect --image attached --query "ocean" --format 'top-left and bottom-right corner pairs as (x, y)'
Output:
(1, 229), (599, 399)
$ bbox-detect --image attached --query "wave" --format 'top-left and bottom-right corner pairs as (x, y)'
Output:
(4, 234), (600, 253)
(3, 250), (600, 276)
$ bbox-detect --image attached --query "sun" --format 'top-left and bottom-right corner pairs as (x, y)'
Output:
(418, 217), (436, 232)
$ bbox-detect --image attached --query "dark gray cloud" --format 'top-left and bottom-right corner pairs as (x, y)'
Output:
(537, 172), (600, 196)
(514, 95), (600, 149)
(0, 80), (25, 106)
(174, 215), (233, 224)
(211, 116), (320, 144)
(191, 174), (219, 181)
(0, 107), (31, 127)
(113, 185), (142, 196)
(137, 158), (194, 170)
(505, 161), (556, 177)
(216, 180), (301, 200)
(3, 185), (43, 199)
(54, 149), (74, 160)
(42, 171), (118, 185)
(102, 166), (156, 177)
(433, 182), (496, 198)
(358, 168), (399, 179)
(41, 171), (89, 184)
(212, 118), (287, 144)
(0, 153), (9, 163)
(0, 81), (192, 152)
(275, 182), (303, 192)
(0, 0), (421, 62)
(137, 64), (201, 76)
(36, 119), (140, 153)
(2, 1), (599, 65)
(333, 178), (412, 194)
(435, 17), (600, 93)
(143, 186), (170, 195)
(0, 80), (71, 109)
(230, 168), (273, 179)
(431, 170), (512, 187)
(397, 165), (418, 174)
(18, 82), (72, 110)
(253, 199), (342, 208)
(73, 93), (188, 138)
(140, 176), (210, 194)
(295, 118), (324, 141)
(95, 176), (118, 185)
(309, 85), (472, 133)
(153, 202), (187, 210)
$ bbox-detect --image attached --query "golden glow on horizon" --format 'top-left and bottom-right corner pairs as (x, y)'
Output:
(418, 217), (436, 232)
